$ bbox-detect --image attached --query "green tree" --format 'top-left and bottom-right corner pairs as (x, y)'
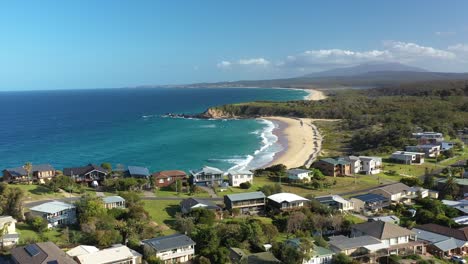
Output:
(75, 195), (107, 224)
(332, 253), (356, 264)
(31, 216), (48, 233)
(101, 162), (112, 172)
(442, 175), (460, 199)
(24, 162), (33, 183)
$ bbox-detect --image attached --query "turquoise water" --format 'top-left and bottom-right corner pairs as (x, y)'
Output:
(0, 87), (307, 173)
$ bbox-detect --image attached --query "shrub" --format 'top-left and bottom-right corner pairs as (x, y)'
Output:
(239, 182), (251, 189)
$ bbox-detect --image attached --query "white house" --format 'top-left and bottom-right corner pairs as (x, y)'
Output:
(287, 169), (312, 182)
(143, 234), (195, 263)
(315, 195), (354, 212)
(343, 156), (361, 174)
(358, 156), (382, 175)
(286, 238), (334, 264)
(29, 201), (77, 228)
(0, 216), (19, 247)
(76, 244), (142, 264)
(391, 151), (425, 165)
(102, 196), (126, 209)
(228, 170), (253, 187)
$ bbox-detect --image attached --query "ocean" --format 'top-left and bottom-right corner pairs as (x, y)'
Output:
(0, 87), (307, 173)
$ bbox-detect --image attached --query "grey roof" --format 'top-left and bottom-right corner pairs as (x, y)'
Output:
(313, 246), (335, 257)
(180, 198), (220, 211)
(352, 221), (415, 240)
(226, 191), (266, 202)
(11, 242), (77, 264)
(228, 170), (253, 175)
(63, 164), (107, 176)
(287, 169), (311, 175)
(351, 193), (388, 203)
(143, 234), (195, 252)
(329, 235), (382, 250)
(316, 195), (350, 205)
(412, 228), (463, 246)
(433, 238), (462, 252)
(127, 166), (150, 177)
(319, 158), (350, 166)
(190, 166), (224, 176)
(30, 201), (76, 214)
(376, 183), (410, 195)
(4, 164), (55, 177)
(438, 178), (468, 186)
(247, 252), (282, 264)
(102, 196), (125, 204)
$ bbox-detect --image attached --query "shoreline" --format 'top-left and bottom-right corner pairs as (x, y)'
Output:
(262, 117), (322, 169)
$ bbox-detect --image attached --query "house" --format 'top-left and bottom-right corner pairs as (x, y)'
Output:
(412, 132), (444, 144)
(189, 166), (224, 186)
(228, 170), (254, 187)
(438, 178), (468, 197)
(267, 192), (309, 212)
(350, 193), (390, 214)
(0, 215), (19, 247)
(287, 169), (312, 182)
(312, 158), (351, 177)
(142, 234), (195, 264)
(443, 199), (468, 215)
(11, 242), (78, 264)
(390, 151), (425, 165)
(3, 164), (56, 183)
(405, 145), (441, 158)
(126, 166), (150, 179)
(102, 196), (126, 209)
(66, 245), (99, 257)
(29, 201), (77, 228)
(75, 244), (142, 264)
(224, 191), (266, 215)
(429, 190), (439, 199)
(370, 183), (411, 203)
(369, 215), (400, 225)
(412, 224), (468, 257)
(180, 198), (222, 214)
(452, 215), (468, 225)
(351, 221), (422, 256)
(358, 156), (382, 175)
(406, 186), (430, 201)
(315, 195), (354, 212)
(153, 170), (188, 188)
(329, 235), (386, 256)
(441, 142), (456, 151)
(285, 238), (334, 264)
(229, 248), (281, 264)
(63, 164), (108, 184)
(343, 156), (361, 174)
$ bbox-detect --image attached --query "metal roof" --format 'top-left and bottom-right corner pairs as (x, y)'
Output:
(143, 234), (195, 252)
(319, 158), (350, 166)
(190, 166), (224, 176)
(228, 170), (253, 175)
(351, 193), (388, 203)
(226, 191), (266, 202)
(329, 235), (382, 251)
(63, 164), (107, 176)
(4, 164), (55, 177)
(352, 221), (415, 240)
(102, 196), (125, 204)
(267, 192), (309, 204)
(127, 166), (150, 177)
(316, 195), (350, 205)
(180, 198), (220, 211)
(287, 169), (311, 175)
(30, 201), (76, 214)
(76, 245), (141, 264)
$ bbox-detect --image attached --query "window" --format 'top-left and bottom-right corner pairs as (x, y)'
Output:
(159, 179), (164, 183)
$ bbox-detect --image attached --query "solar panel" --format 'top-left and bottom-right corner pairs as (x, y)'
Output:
(25, 244), (41, 256)
(47, 261), (59, 264)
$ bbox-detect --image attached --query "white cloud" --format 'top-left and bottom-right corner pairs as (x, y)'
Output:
(435, 31), (456, 36)
(448, 43), (468, 53)
(217, 61), (232, 69)
(238, 58), (270, 65)
(384, 41), (456, 60)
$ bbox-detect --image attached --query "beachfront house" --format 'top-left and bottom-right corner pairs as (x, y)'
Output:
(2, 164), (56, 183)
(102, 195), (126, 209)
(412, 132), (444, 144)
(267, 192), (309, 212)
(75, 244), (142, 264)
(63, 164), (108, 184)
(315, 195), (354, 212)
(412, 224), (468, 257)
(142, 234), (196, 264)
(29, 201), (77, 228)
(390, 151), (425, 165)
(343, 156), (361, 174)
(11, 242), (78, 264)
(228, 170), (253, 187)
(224, 191), (266, 215)
(312, 158), (351, 177)
(0, 216), (19, 247)
(180, 198), (222, 215)
(285, 238), (334, 264)
(329, 235), (385, 257)
(287, 168), (312, 182)
(153, 170), (188, 188)
(358, 156), (383, 175)
(370, 183), (411, 203)
(126, 166), (150, 179)
(189, 166), (224, 186)
(406, 145), (441, 158)
(350, 193), (390, 214)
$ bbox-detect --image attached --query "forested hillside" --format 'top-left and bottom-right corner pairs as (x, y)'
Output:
(206, 80), (468, 154)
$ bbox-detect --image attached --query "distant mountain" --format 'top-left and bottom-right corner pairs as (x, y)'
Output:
(302, 62), (427, 78)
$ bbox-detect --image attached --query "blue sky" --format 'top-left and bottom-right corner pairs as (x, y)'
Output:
(1, 1), (468, 90)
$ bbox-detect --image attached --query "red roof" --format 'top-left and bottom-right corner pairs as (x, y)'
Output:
(153, 170), (187, 178)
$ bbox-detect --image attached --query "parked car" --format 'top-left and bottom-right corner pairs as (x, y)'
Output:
(451, 256), (466, 264)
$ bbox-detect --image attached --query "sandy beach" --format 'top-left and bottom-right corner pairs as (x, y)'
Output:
(305, 89), (327, 100)
(263, 117), (323, 169)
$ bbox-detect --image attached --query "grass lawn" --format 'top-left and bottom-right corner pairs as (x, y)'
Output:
(314, 120), (350, 157)
(344, 214), (366, 224)
(12, 184), (69, 201)
(16, 223), (70, 247)
(154, 188), (211, 198)
(143, 200), (180, 235)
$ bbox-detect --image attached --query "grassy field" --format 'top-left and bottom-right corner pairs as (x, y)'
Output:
(154, 188), (211, 198)
(12, 184), (70, 201)
(16, 223), (70, 246)
(143, 200), (180, 235)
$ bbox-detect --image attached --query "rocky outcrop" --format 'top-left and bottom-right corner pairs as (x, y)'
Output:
(200, 107), (240, 119)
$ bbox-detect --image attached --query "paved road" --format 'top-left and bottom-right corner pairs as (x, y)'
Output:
(24, 196), (223, 208)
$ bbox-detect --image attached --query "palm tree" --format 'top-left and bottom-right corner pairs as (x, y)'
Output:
(23, 162), (32, 184)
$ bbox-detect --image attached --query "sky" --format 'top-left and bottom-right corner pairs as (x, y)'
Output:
(1, 0), (468, 90)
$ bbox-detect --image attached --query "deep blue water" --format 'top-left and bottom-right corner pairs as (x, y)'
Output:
(0, 88), (307, 173)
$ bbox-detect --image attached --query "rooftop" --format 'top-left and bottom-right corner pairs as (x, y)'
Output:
(352, 221), (415, 240)
(153, 170), (187, 178)
(11, 242), (77, 264)
(4, 164), (55, 177)
(143, 234), (195, 252)
(438, 178), (468, 186)
(66, 245), (99, 257)
(374, 183), (410, 195)
(102, 195), (125, 204)
(63, 164), (107, 176)
(287, 169), (311, 175)
(30, 201), (76, 214)
(415, 224), (468, 241)
(0, 215), (17, 225)
(329, 235), (382, 250)
(267, 192), (309, 204)
(180, 198), (220, 211)
(127, 166), (150, 177)
(319, 158), (350, 166)
(315, 195), (350, 205)
(76, 245), (141, 264)
(351, 193), (388, 203)
(228, 170), (254, 175)
(190, 166), (224, 176)
(226, 191), (266, 202)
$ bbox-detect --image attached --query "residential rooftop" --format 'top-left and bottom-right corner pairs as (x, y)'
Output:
(30, 201), (76, 214)
(226, 191), (266, 202)
(267, 192), (309, 204)
(102, 195), (125, 204)
(352, 221), (415, 240)
(143, 234), (195, 252)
